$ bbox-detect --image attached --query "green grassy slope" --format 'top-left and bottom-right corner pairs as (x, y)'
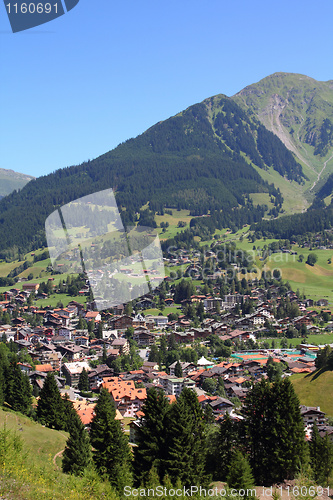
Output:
(0, 408), (118, 499)
(290, 370), (333, 417)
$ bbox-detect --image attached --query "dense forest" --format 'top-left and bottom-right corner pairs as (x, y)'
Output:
(251, 200), (333, 239)
(0, 95), (305, 259)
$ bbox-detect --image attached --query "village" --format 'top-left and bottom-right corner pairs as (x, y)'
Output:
(1, 271), (333, 447)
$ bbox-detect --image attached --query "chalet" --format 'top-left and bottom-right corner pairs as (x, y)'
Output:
(22, 283), (40, 293)
(111, 338), (130, 355)
(88, 364), (113, 390)
(109, 315), (133, 331)
(209, 397), (234, 415)
(146, 315), (168, 329)
(56, 343), (85, 362)
(85, 311), (102, 322)
(133, 328), (155, 346)
(300, 406), (326, 427)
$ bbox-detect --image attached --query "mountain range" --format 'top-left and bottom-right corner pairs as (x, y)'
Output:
(1, 72), (333, 258)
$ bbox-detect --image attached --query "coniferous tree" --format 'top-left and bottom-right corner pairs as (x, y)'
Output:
(164, 388), (208, 487)
(309, 424), (333, 485)
(243, 378), (307, 485)
(134, 387), (170, 485)
(62, 393), (79, 432)
(4, 360), (32, 415)
(217, 412), (242, 481)
(62, 411), (92, 476)
(78, 368), (89, 392)
(36, 372), (65, 430)
(226, 450), (257, 499)
(90, 388), (132, 490)
(174, 361), (183, 378)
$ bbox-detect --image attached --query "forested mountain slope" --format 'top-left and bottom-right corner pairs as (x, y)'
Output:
(0, 94), (303, 258)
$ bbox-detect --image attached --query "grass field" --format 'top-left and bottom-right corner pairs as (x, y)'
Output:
(0, 408), (119, 499)
(260, 333), (333, 348)
(290, 370), (333, 417)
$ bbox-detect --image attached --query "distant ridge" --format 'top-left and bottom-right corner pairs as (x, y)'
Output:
(0, 168), (34, 198)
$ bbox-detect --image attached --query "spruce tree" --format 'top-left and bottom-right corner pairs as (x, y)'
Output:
(62, 411), (92, 476)
(164, 388), (208, 487)
(133, 387), (170, 485)
(36, 372), (65, 429)
(243, 378), (307, 485)
(226, 450), (257, 499)
(62, 393), (79, 432)
(4, 361), (32, 415)
(309, 424), (333, 485)
(90, 388), (132, 490)
(217, 412), (242, 481)
(78, 368), (89, 392)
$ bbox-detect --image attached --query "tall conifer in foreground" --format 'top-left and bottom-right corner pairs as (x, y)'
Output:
(309, 424), (333, 485)
(90, 388), (132, 490)
(62, 412), (92, 476)
(226, 450), (257, 499)
(133, 387), (170, 485)
(36, 372), (65, 429)
(243, 378), (307, 485)
(164, 387), (208, 487)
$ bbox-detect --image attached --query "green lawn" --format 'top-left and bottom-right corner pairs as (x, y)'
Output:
(259, 333), (333, 348)
(291, 370), (333, 417)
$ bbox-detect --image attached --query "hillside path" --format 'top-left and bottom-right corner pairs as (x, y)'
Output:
(310, 151), (333, 191)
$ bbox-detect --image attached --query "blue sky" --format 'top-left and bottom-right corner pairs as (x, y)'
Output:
(1, 0), (333, 178)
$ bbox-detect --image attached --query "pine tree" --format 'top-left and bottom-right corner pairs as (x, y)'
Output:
(36, 372), (65, 430)
(164, 388), (208, 487)
(90, 388), (132, 490)
(226, 450), (257, 499)
(78, 368), (89, 392)
(62, 411), (92, 476)
(133, 387), (170, 485)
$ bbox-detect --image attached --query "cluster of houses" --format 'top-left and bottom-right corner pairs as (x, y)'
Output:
(1, 277), (333, 443)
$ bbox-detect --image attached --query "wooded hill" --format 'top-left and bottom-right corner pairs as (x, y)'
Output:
(0, 92), (304, 259)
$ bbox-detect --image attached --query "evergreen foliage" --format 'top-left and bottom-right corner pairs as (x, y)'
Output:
(133, 387), (170, 485)
(242, 378), (307, 485)
(78, 368), (89, 392)
(0, 93), (300, 257)
(226, 450), (257, 499)
(90, 388), (132, 490)
(164, 388), (208, 487)
(62, 411), (92, 476)
(4, 360), (32, 415)
(36, 372), (65, 430)
(309, 424), (333, 485)
(174, 361), (183, 378)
